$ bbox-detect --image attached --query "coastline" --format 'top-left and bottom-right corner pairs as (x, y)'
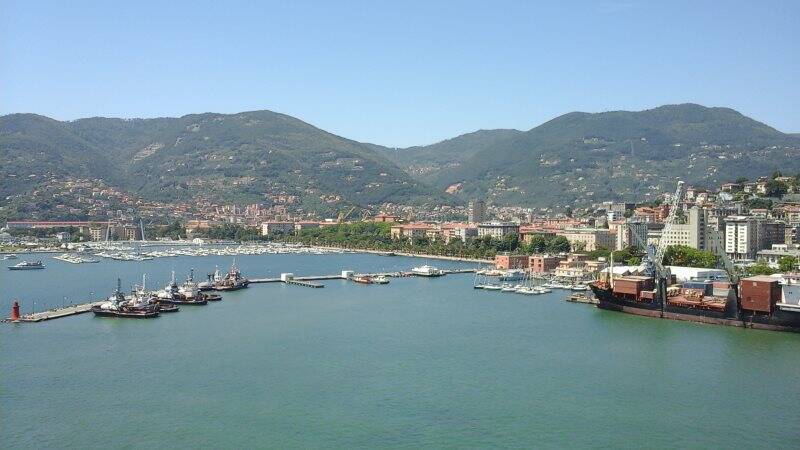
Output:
(315, 245), (494, 265)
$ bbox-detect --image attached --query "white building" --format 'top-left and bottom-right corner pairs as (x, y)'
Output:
(661, 207), (710, 250)
(725, 216), (757, 260)
(477, 222), (519, 238)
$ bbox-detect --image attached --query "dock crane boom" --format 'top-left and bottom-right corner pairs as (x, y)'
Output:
(651, 181), (685, 315)
(654, 181), (685, 279)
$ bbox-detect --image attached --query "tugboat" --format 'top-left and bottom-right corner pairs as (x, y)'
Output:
(198, 266), (222, 291)
(211, 260), (250, 291)
(91, 278), (160, 318)
(352, 275), (374, 284)
(179, 269), (221, 301)
(8, 260), (45, 270)
(155, 271), (207, 305)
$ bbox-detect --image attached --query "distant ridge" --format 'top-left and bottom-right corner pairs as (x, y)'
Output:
(385, 104), (800, 205)
(2, 104), (799, 211)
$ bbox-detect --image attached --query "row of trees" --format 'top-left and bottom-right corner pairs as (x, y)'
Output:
(285, 223), (571, 259)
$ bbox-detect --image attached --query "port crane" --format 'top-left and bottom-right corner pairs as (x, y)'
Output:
(626, 181), (685, 315)
(337, 206), (357, 223)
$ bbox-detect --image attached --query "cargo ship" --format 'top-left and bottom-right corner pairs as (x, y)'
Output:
(590, 274), (800, 332)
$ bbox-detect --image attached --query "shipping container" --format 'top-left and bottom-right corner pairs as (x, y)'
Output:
(612, 276), (652, 296)
(739, 276), (781, 313)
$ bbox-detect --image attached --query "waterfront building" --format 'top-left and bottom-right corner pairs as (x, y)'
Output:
(441, 223), (477, 243)
(519, 226), (557, 244)
(494, 253), (530, 270)
(389, 223), (431, 240)
(261, 221), (295, 236)
(558, 228), (616, 252)
(553, 254), (607, 279)
(477, 222), (519, 238)
(725, 216), (758, 260)
(529, 255), (564, 273)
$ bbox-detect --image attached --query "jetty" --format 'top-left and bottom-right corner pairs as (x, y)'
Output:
(6, 267), (477, 323)
(14, 301), (104, 322)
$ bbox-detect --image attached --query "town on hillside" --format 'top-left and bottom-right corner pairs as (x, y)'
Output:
(3, 173), (800, 278)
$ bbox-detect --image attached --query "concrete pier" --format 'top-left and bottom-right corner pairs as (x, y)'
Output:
(14, 301), (104, 322)
(7, 268), (477, 323)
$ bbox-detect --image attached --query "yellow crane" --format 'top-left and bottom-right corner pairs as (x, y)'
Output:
(337, 206), (357, 223)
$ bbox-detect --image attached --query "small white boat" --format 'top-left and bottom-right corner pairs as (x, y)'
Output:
(483, 285), (502, 291)
(411, 265), (444, 277)
(500, 284), (517, 292)
(515, 287), (540, 295)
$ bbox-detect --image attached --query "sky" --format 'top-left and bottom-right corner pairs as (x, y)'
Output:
(2, 0), (798, 147)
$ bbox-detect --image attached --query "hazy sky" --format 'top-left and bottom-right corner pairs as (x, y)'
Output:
(2, 0), (798, 147)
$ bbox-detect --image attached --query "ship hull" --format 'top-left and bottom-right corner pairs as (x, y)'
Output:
(591, 285), (800, 333)
(91, 307), (159, 319)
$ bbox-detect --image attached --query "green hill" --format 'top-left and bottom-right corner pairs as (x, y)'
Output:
(408, 104), (800, 206)
(3, 104), (799, 212)
(0, 111), (440, 209)
(380, 129), (522, 181)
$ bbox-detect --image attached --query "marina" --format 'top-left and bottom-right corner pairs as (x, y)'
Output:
(3, 257), (477, 322)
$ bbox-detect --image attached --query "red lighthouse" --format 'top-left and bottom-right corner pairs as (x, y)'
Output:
(11, 300), (20, 322)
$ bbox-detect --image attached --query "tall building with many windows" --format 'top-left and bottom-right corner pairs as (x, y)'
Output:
(468, 200), (486, 224)
(725, 216), (757, 260)
(661, 206), (709, 250)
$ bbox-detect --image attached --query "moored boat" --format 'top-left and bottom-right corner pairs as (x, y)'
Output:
(411, 265), (444, 277)
(91, 278), (159, 319)
(352, 275), (374, 284)
(8, 260), (45, 270)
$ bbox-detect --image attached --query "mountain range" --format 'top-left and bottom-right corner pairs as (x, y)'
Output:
(2, 104), (800, 214)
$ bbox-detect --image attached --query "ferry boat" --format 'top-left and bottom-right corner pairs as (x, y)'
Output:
(411, 265), (444, 277)
(8, 260), (45, 270)
(91, 279), (159, 319)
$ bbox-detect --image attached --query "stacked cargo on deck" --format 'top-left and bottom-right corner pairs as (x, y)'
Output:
(739, 276), (781, 314)
(611, 276), (654, 302)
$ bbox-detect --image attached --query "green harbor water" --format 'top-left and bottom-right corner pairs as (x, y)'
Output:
(2, 252), (799, 448)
